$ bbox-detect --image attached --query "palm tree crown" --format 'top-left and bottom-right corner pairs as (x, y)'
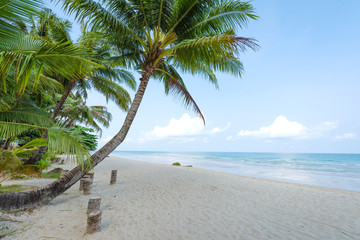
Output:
(60, 0), (259, 121)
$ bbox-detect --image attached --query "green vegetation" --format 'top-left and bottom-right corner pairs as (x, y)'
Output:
(35, 157), (52, 171)
(172, 162), (181, 166)
(68, 126), (98, 151)
(41, 168), (62, 179)
(0, 146), (41, 184)
(41, 171), (61, 179)
(0, 3), (134, 179)
(0, 184), (37, 194)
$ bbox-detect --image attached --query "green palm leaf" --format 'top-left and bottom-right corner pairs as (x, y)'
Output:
(0, 0), (41, 39)
(0, 122), (91, 170)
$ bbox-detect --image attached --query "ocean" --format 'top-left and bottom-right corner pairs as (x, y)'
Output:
(111, 151), (360, 192)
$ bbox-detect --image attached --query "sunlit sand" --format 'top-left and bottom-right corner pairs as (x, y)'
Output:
(2, 156), (360, 239)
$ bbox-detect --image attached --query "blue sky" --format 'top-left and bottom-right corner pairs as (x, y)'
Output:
(49, 0), (360, 153)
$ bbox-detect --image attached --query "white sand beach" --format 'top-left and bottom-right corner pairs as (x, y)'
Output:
(1, 156), (360, 240)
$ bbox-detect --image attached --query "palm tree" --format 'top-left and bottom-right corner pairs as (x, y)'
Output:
(70, 0), (259, 158)
(0, 7), (102, 165)
(0, 2), (103, 168)
(0, 0), (258, 210)
(50, 23), (136, 119)
(29, 8), (72, 43)
(0, 98), (92, 167)
(17, 10), (135, 164)
(56, 93), (112, 133)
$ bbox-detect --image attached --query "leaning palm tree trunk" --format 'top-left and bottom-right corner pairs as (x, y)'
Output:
(0, 67), (153, 210)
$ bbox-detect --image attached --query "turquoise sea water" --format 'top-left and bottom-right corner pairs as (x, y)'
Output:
(111, 151), (360, 192)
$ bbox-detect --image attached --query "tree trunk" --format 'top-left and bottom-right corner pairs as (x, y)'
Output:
(24, 146), (47, 165)
(2, 138), (11, 149)
(65, 119), (74, 128)
(51, 80), (76, 119)
(0, 65), (156, 210)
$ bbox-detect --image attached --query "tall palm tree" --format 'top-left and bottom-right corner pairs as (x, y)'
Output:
(69, 0), (259, 158)
(0, 0), (258, 210)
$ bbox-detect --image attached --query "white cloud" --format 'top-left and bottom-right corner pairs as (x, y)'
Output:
(236, 116), (337, 139)
(146, 114), (204, 140)
(169, 137), (197, 143)
(316, 121), (338, 131)
(208, 122), (231, 134)
(225, 136), (233, 141)
(143, 114), (229, 142)
(306, 121), (338, 138)
(334, 133), (357, 140)
(238, 116), (307, 138)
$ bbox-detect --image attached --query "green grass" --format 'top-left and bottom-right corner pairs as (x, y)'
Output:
(0, 184), (37, 194)
(41, 172), (61, 179)
(6, 209), (28, 214)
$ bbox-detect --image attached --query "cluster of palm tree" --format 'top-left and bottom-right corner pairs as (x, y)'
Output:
(0, 0), (259, 210)
(0, 1), (135, 166)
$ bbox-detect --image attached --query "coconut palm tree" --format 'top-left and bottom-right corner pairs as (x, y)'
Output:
(0, 0), (258, 210)
(67, 0), (259, 158)
(17, 10), (135, 164)
(28, 8), (72, 43)
(0, 98), (92, 168)
(0, 3), (101, 105)
(49, 22), (136, 119)
(56, 93), (112, 133)
(0, 7), (103, 164)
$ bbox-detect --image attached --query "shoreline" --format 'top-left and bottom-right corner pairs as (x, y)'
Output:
(110, 153), (360, 194)
(2, 156), (360, 239)
(3, 155), (358, 195)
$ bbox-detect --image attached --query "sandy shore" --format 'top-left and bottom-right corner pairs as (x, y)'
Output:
(1, 156), (360, 240)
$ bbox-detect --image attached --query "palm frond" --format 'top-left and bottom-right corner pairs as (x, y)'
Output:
(1, 35), (102, 96)
(58, 0), (134, 36)
(0, 0), (41, 39)
(90, 76), (132, 111)
(0, 149), (41, 183)
(178, 0), (258, 38)
(0, 97), (55, 127)
(13, 138), (47, 155)
(0, 122), (91, 169)
(154, 65), (205, 123)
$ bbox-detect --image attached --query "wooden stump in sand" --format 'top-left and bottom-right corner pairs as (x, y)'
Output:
(110, 170), (117, 185)
(60, 170), (69, 177)
(83, 179), (92, 195)
(86, 198), (101, 214)
(79, 176), (91, 191)
(86, 211), (102, 234)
